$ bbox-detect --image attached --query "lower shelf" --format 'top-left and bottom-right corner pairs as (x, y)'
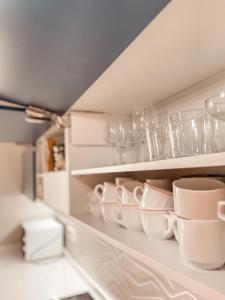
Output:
(69, 213), (225, 300)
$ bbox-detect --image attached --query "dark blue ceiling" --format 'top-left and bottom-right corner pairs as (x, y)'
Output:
(0, 0), (169, 142)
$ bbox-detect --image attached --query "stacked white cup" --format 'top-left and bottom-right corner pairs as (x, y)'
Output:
(94, 182), (119, 223)
(112, 180), (144, 231)
(92, 177), (133, 223)
(134, 178), (174, 240)
(173, 177), (225, 270)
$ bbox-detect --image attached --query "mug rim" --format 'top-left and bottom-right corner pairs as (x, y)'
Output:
(176, 215), (223, 223)
(144, 183), (173, 196)
(146, 178), (171, 182)
(120, 185), (143, 198)
(103, 181), (116, 187)
(120, 204), (139, 207)
(139, 207), (173, 212)
(173, 178), (225, 192)
(122, 180), (143, 190)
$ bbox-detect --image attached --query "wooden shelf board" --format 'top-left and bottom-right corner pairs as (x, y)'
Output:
(71, 152), (225, 175)
(70, 213), (225, 300)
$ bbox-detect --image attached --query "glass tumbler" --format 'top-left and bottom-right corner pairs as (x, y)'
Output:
(168, 110), (208, 158)
(132, 108), (149, 162)
(206, 92), (225, 122)
(145, 121), (171, 160)
(154, 121), (172, 160)
(104, 115), (121, 165)
(208, 116), (225, 153)
(206, 92), (225, 153)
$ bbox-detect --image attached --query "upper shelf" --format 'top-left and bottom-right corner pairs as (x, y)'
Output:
(71, 152), (225, 175)
(70, 0), (225, 114)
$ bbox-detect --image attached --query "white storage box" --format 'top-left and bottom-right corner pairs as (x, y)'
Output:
(22, 218), (63, 261)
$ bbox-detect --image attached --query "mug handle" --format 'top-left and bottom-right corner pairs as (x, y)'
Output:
(218, 200), (225, 221)
(94, 184), (104, 201)
(133, 186), (144, 204)
(116, 185), (124, 203)
(172, 217), (180, 243)
(163, 215), (174, 239)
(111, 207), (123, 226)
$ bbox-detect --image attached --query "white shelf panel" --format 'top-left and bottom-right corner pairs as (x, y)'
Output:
(71, 152), (225, 175)
(71, 213), (225, 300)
(37, 170), (66, 177)
(70, 0), (225, 114)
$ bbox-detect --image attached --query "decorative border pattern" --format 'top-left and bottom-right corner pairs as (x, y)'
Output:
(65, 223), (204, 300)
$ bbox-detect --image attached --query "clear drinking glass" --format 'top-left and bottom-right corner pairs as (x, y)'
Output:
(104, 115), (121, 165)
(206, 92), (225, 121)
(132, 108), (147, 162)
(154, 121), (172, 160)
(206, 92), (225, 153)
(115, 115), (133, 164)
(144, 107), (171, 161)
(105, 114), (145, 165)
(208, 115), (225, 153)
(145, 121), (171, 161)
(168, 110), (208, 158)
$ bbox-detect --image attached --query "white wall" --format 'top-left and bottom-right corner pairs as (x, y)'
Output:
(0, 143), (54, 245)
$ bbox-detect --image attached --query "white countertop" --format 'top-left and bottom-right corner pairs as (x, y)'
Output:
(0, 244), (89, 300)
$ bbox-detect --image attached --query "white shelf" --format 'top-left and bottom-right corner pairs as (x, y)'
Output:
(70, 0), (225, 114)
(71, 152), (225, 175)
(37, 170), (66, 177)
(71, 213), (225, 300)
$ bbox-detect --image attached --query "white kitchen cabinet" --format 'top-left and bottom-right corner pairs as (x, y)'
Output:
(35, 0), (225, 299)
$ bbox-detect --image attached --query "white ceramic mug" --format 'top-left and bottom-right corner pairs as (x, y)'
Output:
(134, 183), (173, 209)
(112, 205), (142, 231)
(172, 216), (225, 270)
(115, 177), (133, 185)
(173, 178), (225, 219)
(85, 192), (102, 218)
(146, 178), (172, 191)
(116, 181), (144, 205)
(140, 209), (173, 240)
(101, 202), (119, 223)
(94, 182), (118, 203)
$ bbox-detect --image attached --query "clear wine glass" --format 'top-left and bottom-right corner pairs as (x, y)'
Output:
(104, 115), (120, 164)
(206, 92), (225, 153)
(206, 92), (225, 121)
(115, 115), (133, 164)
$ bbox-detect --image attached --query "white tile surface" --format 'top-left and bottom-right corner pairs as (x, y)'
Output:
(0, 244), (88, 300)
